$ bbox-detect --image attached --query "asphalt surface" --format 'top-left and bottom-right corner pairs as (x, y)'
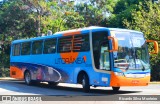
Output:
(0, 79), (160, 104)
(0, 79), (160, 95)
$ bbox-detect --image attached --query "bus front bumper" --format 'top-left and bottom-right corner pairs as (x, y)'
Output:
(110, 72), (150, 87)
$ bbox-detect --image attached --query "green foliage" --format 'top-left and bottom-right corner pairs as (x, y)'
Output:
(108, 0), (145, 27)
(0, 0), (37, 38)
(0, 67), (9, 77)
(75, 0), (118, 26)
(0, 0), (86, 69)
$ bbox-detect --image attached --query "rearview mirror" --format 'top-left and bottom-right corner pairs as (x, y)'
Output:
(108, 36), (118, 52)
(146, 40), (159, 54)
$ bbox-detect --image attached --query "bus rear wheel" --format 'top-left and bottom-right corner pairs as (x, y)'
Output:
(24, 71), (32, 85)
(82, 74), (90, 93)
(112, 87), (120, 91)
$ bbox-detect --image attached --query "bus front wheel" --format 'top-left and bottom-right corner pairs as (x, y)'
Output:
(82, 74), (90, 93)
(112, 87), (120, 91)
(24, 71), (32, 85)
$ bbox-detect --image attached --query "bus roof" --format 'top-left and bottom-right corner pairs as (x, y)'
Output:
(12, 26), (143, 44)
(55, 26), (142, 34)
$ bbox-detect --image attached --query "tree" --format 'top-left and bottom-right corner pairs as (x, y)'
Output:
(108, 0), (145, 28)
(0, 0), (37, 69)
(59, 1), (85, 29)
(0, 0), (36, 39)
(0, 0), (85, 69)
(75, 0), (118, 27)
(22, 0), (51, 36)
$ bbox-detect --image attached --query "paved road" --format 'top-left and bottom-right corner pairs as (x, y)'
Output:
(0, 79), (160, 95)
(0, 79), (160, 104)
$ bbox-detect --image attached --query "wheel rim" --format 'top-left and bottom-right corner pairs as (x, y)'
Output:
(25, 72), (31, 84)
(82, 76), (85, 87)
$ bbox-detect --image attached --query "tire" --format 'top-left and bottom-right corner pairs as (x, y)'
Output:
(112, 87), (120, 92)
(24, 71), (32, 85)
(82, 74), (90, 92)
(48, 82), (59, 86)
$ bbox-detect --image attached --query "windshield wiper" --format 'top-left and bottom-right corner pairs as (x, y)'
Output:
(125, 63), (130, 70)
(140, 60), (145, 71)
(132, 48), (137, 69)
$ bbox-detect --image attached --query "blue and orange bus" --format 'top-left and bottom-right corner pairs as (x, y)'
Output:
(10, 26), (158, 92)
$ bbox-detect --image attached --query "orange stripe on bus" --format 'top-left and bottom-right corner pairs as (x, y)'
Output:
(110, 71), (150, 86)
(60, 52), (79, 64)
(10, 66), (24, 79)
(63, 31), (81, 36)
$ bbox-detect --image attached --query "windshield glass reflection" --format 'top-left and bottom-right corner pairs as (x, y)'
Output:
(113, 31), (150, 70)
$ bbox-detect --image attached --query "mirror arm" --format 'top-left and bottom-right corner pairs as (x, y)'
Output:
(146, 40), (159, 54)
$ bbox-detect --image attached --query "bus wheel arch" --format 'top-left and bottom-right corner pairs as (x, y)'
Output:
(24, 70), (32, 85)
(112, 87), (120, 92)
(48, 82), (59, 86)
(77, 71), (90, 92)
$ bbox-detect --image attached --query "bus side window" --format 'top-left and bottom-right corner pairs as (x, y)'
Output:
(58, 36), (72, 53)
(32, 40), (43, 54)
(21, 42), (31, 55)
(44, 39), (56, 54)
(73, 34), (90, 52)
(99, 41), (110, 70)
(12, 44), (21, 56)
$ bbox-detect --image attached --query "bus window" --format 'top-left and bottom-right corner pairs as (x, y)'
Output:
(44, 39), (56, 54)
(21, 42), (31, 55)
(100, 41), (110, 70)
(58, 36), (72, 53)
(32, 40), (43, 54)
(73, 35), (90, 52)
(12, 44), (21, 56)
(92, 31), (110, 70)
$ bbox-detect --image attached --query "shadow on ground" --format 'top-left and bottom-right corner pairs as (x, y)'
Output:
(0, 79), (141, 96)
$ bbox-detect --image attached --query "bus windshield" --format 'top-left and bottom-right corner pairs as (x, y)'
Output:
(113, 31), (150, 70)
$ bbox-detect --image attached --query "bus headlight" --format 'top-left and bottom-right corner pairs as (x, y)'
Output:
(145, 73), (150, 77)
(114, 72), (124, 76)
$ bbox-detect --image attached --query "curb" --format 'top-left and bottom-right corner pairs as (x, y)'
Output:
(0, 77), (16, 80)
(149, 82), (160, 84)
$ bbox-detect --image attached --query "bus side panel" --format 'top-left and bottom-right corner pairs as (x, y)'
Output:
(10, 66), (24, 79)
(98, 73), (111, 87)
(85, 71), (111, 87)
(74, 68), (111, 87)
(71, 51), (92, 83)
(10, 62), (69, 82)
